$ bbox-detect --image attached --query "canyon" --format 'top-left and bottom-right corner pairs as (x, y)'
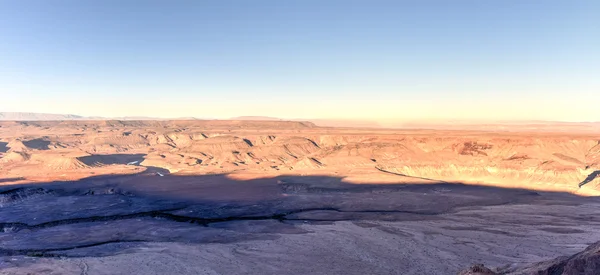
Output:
(1, 120), (600, 274)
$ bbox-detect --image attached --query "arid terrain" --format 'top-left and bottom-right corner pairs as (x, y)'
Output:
(1, 120), (600, 274)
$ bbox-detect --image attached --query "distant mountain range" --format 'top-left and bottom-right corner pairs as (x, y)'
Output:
(0, 112), (382, 128)
(0, 112), (85, 120)
(230, 116), (382, 128)
(0, 112), (201, 121)
(1, 112), (598, 131)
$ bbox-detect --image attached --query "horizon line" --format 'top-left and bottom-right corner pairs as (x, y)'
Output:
(1, 111), (599, 125)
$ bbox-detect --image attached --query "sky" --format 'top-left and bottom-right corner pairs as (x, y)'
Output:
(0, 0), (598, 123)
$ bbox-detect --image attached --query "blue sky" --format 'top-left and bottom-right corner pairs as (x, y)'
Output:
(0, 0), (598, 122)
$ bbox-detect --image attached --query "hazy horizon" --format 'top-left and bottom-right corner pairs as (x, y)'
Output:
(1, 1), (598, 122)
(3, 111), (600, 126)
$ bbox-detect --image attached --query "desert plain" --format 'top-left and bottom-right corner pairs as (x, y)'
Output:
(1, 120), (600, 274)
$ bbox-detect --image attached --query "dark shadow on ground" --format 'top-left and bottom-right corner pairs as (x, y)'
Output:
(22, 138), (51, 150)
(0, 177), (25, 184)
(579, 170), (600, 187)
(0, 173), (599, 258)
(0, 142), (7, 153)
(78, 154), (147, 166)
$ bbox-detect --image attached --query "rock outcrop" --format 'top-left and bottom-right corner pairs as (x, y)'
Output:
(460, 241), (600, 275)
